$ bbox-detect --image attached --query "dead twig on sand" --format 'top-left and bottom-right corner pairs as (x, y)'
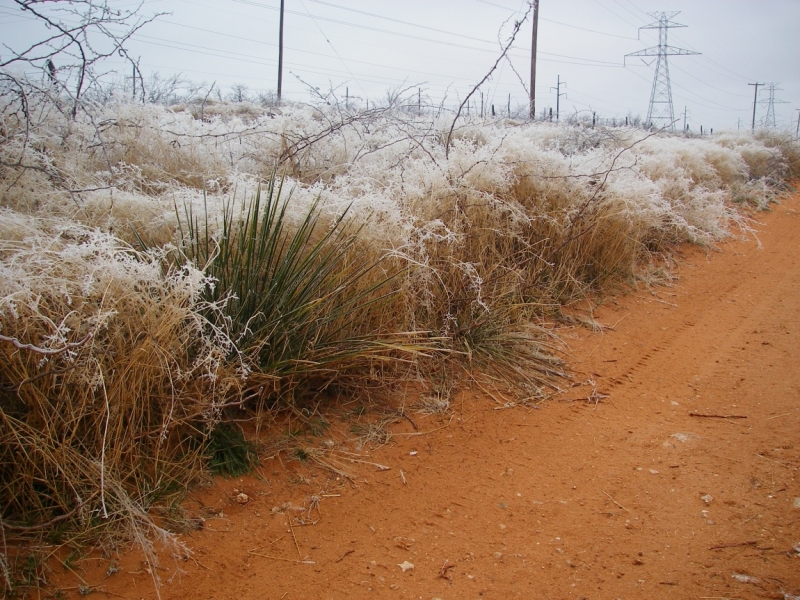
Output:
(287, 516), (301, 557)
(602, 490), (630, 513)
(247, 551), (314, 565)
(689, 412), (747, 419)
(335, 549), (355, 563)
(438, 560), (456, 580)
(709, 541), (757, 550)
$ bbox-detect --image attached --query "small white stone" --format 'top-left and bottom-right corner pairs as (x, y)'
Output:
(398, 561), (414, 572)
(732, 572), (758, 584)
(701, 494), (713, 504)
(670, 432), (700, 443)
(792, 497), (800, 509)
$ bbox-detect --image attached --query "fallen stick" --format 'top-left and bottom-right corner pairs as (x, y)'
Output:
(247, 551), (314, 565)
(335, 549), (355, 563)
(637, 295), (678, 307)
(709, 540), (757, 550)
(602, 490), (630, 513)
(287, 516), (301, 557)
(689, 412), (747, 419)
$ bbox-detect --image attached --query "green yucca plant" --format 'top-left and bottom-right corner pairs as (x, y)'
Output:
(176, 171), (426, 398)
(206, 422), (257, 477)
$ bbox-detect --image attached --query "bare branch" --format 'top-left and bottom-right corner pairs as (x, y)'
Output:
(3, 1), (165, 115)
(444, 3), (532, 158)
(0, 332), (94, 356)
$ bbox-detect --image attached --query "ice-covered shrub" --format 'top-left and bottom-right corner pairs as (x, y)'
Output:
(0, 213), (239, 572)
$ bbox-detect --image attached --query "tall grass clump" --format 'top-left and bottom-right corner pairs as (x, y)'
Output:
(0, 214), (239, 591)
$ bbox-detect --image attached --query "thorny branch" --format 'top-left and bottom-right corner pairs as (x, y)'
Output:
(444, 2), (533, 158)
(3, 1), (165, 117)
(0, 332), (93, 355)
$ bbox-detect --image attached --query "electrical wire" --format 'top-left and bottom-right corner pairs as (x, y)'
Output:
(475, 0), (638, 40)
(609, 0), (648, 25)
(228, 0), (623, 67)
(309, 0), (499, 46)
(624, 65), (744, 113)
(669, 61), (752, 99)
(130, 33), (556, 98)
(591, 0), (641, 29)
(296, 0), (367, 98)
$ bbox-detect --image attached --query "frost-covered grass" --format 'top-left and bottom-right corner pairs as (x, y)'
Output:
(1, 89), (798, 587)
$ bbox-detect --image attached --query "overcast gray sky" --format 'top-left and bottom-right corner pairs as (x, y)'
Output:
(1, 0), (798, 131)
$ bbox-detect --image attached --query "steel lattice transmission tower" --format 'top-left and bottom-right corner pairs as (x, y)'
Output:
(626, 12), (698, 130)
(761, 83), (787, 129)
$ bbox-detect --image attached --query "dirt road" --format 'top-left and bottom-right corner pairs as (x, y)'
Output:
(73, 193), (800, 599)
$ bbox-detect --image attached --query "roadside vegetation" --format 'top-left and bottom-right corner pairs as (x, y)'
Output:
(2, 3), (799, 596)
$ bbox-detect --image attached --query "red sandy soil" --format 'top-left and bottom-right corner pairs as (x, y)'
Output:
(58, 193), (800, 599)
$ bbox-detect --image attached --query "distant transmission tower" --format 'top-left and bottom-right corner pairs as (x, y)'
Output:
(625, 12), (698, 131)
(760, 83), (787, 128)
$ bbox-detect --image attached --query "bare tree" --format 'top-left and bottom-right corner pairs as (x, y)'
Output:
(256, 89), (279, 108)
(1, 0), (163, 116)
(145, 72), (201, 105)
(228, 83), (250, 104)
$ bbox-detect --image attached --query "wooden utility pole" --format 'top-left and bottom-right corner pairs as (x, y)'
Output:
(529, 0), (539, 120)
(748, 82), (763, 130)
(551, 75), (565, 121)
(796, 109), (800, 140)
(277, 0), (285, 102)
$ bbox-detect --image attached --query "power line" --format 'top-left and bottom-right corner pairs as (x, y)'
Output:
(228, 0), (622, 67)
(591, 0), (641, 29)
(664, 28), (756, 82)
(609, 0), (647, 24)
(668, 62), (752, 99)
(476, 0), (637, 39)
(130, 33), (549, 98)
(308, 0), (501, 46)
(296, 0), (367, 98)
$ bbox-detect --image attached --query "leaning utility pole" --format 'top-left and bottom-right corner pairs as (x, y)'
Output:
(529, 0), (539, 120)
(748, 82), (763, 130)
(625, 12), (698, 131)
(277, 0), (285, 102)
